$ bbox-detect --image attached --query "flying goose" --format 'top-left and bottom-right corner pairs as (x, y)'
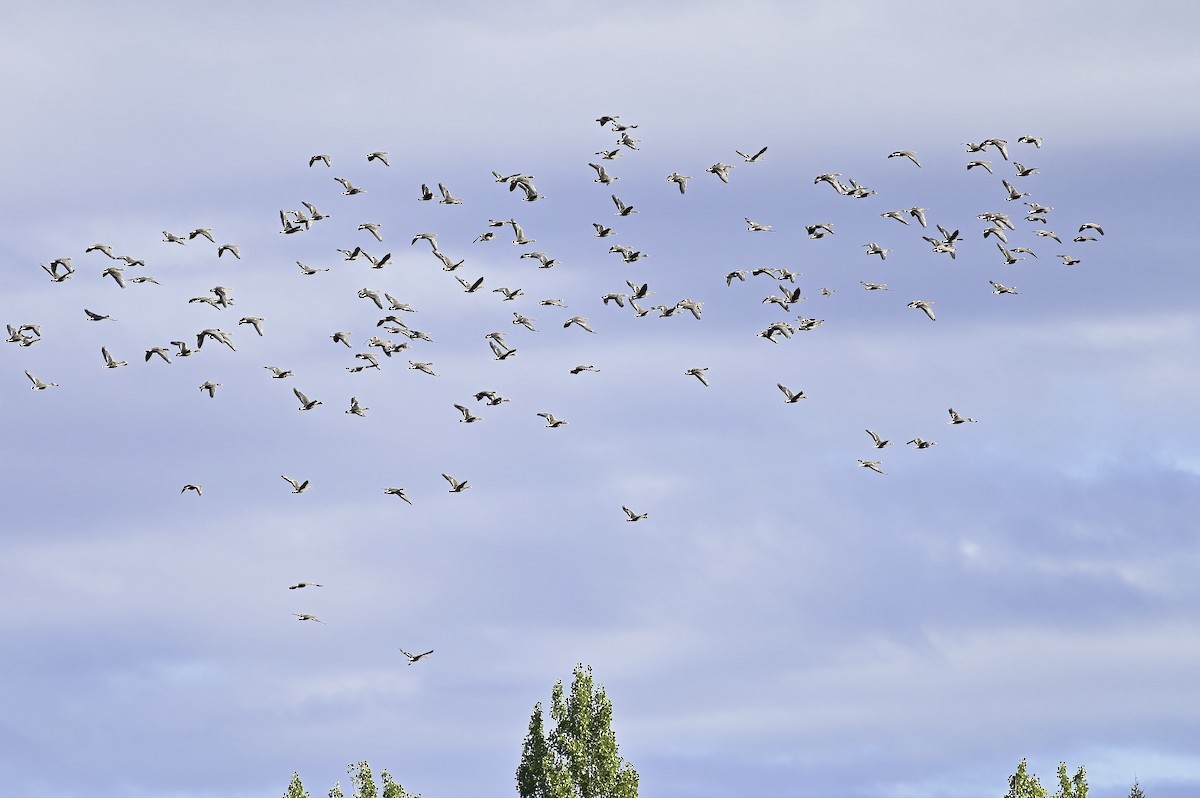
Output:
(563, 316), (595, 333)
(706, 162), (734, 183)
(947, 408), (977, 424)
(383, 487), (412, 504)
(399, 648), (433, 664)
(966, 160), (993, 173)
(84, 308), (114, 321)
(25, 370), (58, 389)
(162, 231), (187, 245)
(1017, 135), (1043, 148)
(907, 438), (937, 449)
(264, 365), (293, 379)
(144, 347), (172, 364)
(745, 218), (774, 232)
(238, 316), (264, 336)
(684, 367), (709, 386)
(296, 261), (329, 275)
(612, 195), (638, 216)
(346, 396), (368, 417)
(736, 146), (768, 162)
(622, 505), (648, 522)
(102, 266), (126, 288)
(408, 361), (437, 376)
(777, 384), (806, 403)
(907, 300), (936, 321)
(100, 347), (127, 368)
(454, 404), (482, 423)
(589, 163), (619, 185)
(865, 430), (890, 449)
(216, 243), (240, 259)
(181, 484), (203, 495)
(366, 151), (390, 166)
(474, 390), (510, 406)
(335, 177), (366, 195)
(989, 280), (1018, 295)
(666, 172), (691, 194)
(288, 582), (322, 589)
(863, 242), (890, 259)
(888, 150), (921, 167)
(281, 475), (310, 494)
(437, 183), (462, 204)
(308, 154), (331, 167)
(881, 210), (910, 225)
(199, 381), (220, 398)
(858, 460), (885, 475)
(442, 473), (470, 492)
(293, 388), (322, 410)
(1078, 222), (1105, 235)
(537, 412), (568, 428)
(293, 613), (325, 624)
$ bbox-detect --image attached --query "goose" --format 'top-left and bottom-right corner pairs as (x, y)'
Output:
(41, 262), (74, 282)
(129, 276), (159, 285)
(666, 172), (691, 194)
(281, 475), (310, 494)
(408, 361), (437, 376)
(102, 266), (126, 288)
(117, 255), (145, 267)
(330, 331), (352, 348)
(806, 222), (835, 239)
(442, 473), (470, 492)
(570, 365), (601, 374)
(907, 438), (937, 449)
(736, 146), (768, 162)
(880, 210), (910, 225)
(907, 300), (936, 321)
(181, 483), (203, 495)
(600, 293), (627, 307)
(437, 183), (462, 204)
(595, 148), (622, 160)
(622, 505), (648, 522)
(399, 648), (433, 664)
(84, 308), (114, 321)
(162, 231), (187, 245)
(434, 251), (464, 271)
(865, 429), (890, 449)
(589, 163), (619, 185)
(1073, 235), (1098, 243)
(537, 412), (568, 428)
(947, 408), (977, 424)
(989, 280), (1018, 295)
(863, 242), (890, 260)
(1026, 215), (1048, 225)
(488, 339), (517, 360)
(725, 270), (747, 285)
(706, 162), (734, 183)
(676, 298), (704, 320)
(1034, 230), (1062, 243)
(296, 261), (329, 275)
(199, 381), (220, 398)
(493, 286), (524, 301)
(819, 288), (835, 296)
(188, 295), (223, 309)
(383, 487), (412, 504)
(907, 207), (930, 227)
(595, 114), (620, 126)
(1001, 179), (1028, 201)
(563, 316), (595, 333)
(758, 323), (793, 344)
(366, 151), (390, 166)
(346, 396), (368, 417)
(238, 316), (264, 336)
(197, 328), (235, 351)
(966, 160), (993, 173)
(996, 243), (1023, 265)
(845, 178), (876, 198)
(684, 367), (709, 386)
(455, 275), (485, 293)
(509, 219), (536, 245)
(300, 200), (328, 222)
(1078, 222), (1105, 235)
(617, 131), (640, 149)
(612, 194), (638, 216)
(308, 154), (331, 167)
(264, 365), (294, 379)
(293, 613), (325, 624)
(777, 384), (806, 403)
(357, 222), (383, 242)
(888, 150), (921, 167)
(145, 347), (172, 364)
(85, 243), (116, 258)
(512, 313), (537, 331)
(454, 404), (482, 423)
(170, 340), (196, 358)
(1011, 247), (1038, 259)
(860, 282), (889, 291)
(1058, 254), (1081, 265)
(410, 231), (438, 250)
(293, 388), (322, 410)
(609, 120), (638, 132)
(520, 251), (558, 269)
(1017, 135), (1043, 148)
(474, 390), (510, 406)
(26, 370), (58, 389)
(184, 228), (214, 244)
(592, 223), (615, 237)
(334, 177), (366, 195)
(858, 460), (885, 475)
(100, 346), (127, 368)
(982, 225), (1008, 243)
(813, 172), (846, 193)
(473, 231), (495, 243)
(357, 288), (384, 309)
(1013, 162), (1038, 177)
(983, 138), (1009, 160)
(745, 218), (774, 232)
(288, 582), (322, 590)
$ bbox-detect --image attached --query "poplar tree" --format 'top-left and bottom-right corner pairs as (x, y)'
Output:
(516, 664), (639, 798)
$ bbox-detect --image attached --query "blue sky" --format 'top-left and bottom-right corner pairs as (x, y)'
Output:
(2, 2), (1198, 797)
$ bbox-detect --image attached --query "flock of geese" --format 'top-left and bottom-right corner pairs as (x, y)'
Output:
(10, 116), (1103, 642)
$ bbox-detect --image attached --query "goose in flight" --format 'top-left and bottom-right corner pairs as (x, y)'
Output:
(474, 390), (510, 406)
(888, 150), (921, 167)
(706, 162), (734, 183)
(777, 384), (806, 403)
(512, 313), (537, 331)
(725, 269), (747, 285)
(595, 148), (622, 161)
(399, 648), (433, 664)
(612, 194), (638, 216)
(145, 347), (172, 364)
(592, 222), (615, 237)
(367, 151), (390, 166)
(589, 163), (619, 185)
(907, 207), (930, 227)
(288, 582), (322, 589)
(455, 275), (485, 293)
(881, 210), (909, 225)
(907, 438), (937, 449)
(85, 242), (116, 258)
(294, 613), (325, 624)
(684, 367), (709, 386)
(442, 473), (470, 493)
(860, 282), (889, 291)
(736, 146), (768, 162)
(293, 388), (322, 410)
(509, 219), (536, 245)
(863, 242), (889, 260)
(383, 487), (412, 504)
(858, 460), (885, 475)
(335, 177), (366, 195)
(865, 429), (890, 449)
(1078, 222), (1104, 235)
(966, 159), (993, 173)
(806, 222), (835, 239)
(488, 339), (517, 360)
(84, 308), (114, 321)
(265, 365), (294, 379)
(563, 316), (595, 333)
(41, 261), (74, 282)
(455, 404), (482, 423)
(281, 475), (310, 494)
(622, 505), (648, 522)
(100, 347), (127, 368)
(947, 408), (977, 424)
(996, 243), (1023, 265)
(216, 243), (240, 259)
(408, 361), (437, 376)
(1017, 135), (1043, 148)
(907, 300), (936, 321)
(1058, 254), (1081, 265)
(162, 231), (187, 245)
(181, 483), (203, 495)
(745, 218), (774, 232)
(570, 365), (601, 374)
(1013, 162), (1038, 177)
(309, 154), (331, 168)
(193, 328), (231, 351)
(1001, 179), (1028, 201)
(537, 412), (568, 428)
(296, 261), (329, 275)
(989, 280), (1018, 295)
(199, 381), (220, 398)
(617, 131), (640, 149)
(437, 183), (462, 204)
(26, 370), (58, 389)
(666, 172), (691, 194)
(346, 396), (368, 417)
(238, 316), (264, 336)
(102, 266), (126, 288)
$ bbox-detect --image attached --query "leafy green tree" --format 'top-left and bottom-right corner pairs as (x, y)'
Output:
(1053, 762), (1087, 798)
(1005, 758), (1048, 798)
(283, 772), (310, 798)
(1128, 780), (1146, 798)
(516, 664), (639, 798)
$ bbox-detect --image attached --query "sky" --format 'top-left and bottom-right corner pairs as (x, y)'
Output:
(2, 2), (1199, 797)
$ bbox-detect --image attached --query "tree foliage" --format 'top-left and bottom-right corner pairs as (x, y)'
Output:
(284, 772), (310, 798)
(516, 664), (639, 798)
(1053, 762), (1087, 798)
(285, 763), (418, 798)
(1128, 781), (1146, 798)
(1005, 758), (1047, 798)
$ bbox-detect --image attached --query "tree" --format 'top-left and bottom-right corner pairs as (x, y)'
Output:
(1053, 762), (1087, 798)
(1005, 758), (1047, 798)
(1128, 780), (1146, 798)
(283, 772), (310, 798)
(516, 664), (639, 798)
